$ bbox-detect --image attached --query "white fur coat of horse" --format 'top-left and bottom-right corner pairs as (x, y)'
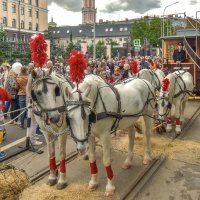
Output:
(66, 74), (156, 196)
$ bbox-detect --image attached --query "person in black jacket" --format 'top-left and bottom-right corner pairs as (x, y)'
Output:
(173, 42), (186, 64)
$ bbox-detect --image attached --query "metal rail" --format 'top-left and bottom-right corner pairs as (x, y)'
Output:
(30, 151), (78, 184)
(121, 104), (200, 200)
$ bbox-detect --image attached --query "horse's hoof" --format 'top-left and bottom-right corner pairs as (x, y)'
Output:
(83, 154), (89, 160)
(56, 182), (68, 190)
(48, 179), (57, 186)
(88, 183), (98, 191)
(121, 164), (132, 169)
(104, 189), (115, 196)
(143, 159), (152, 165)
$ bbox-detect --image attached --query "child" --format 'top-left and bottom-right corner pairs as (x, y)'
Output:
(0, 87), (11, 159)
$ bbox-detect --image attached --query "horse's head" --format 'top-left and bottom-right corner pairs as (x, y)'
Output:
(66, 81), (96, 154)
(156, 92), (172, 121)
(30, 68), (64, 123)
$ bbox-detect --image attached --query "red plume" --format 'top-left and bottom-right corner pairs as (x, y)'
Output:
(29, 33), (48, 68)
(130, 60), (138, 74)
(66, 50), (87, 87)
(162, 78), (170, 92)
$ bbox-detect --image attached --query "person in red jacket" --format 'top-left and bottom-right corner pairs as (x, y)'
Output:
(0, 87), (12, 159)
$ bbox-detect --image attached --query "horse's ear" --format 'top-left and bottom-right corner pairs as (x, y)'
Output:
(48, 67), (53, 75)
(83, 84), (91, 98)
(65, 87), (72, 98)
(31, 70), (37, 79)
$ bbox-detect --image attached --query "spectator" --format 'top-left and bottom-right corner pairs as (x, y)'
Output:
(4, 67), (21, 125)
(123, 64), (131, 79)
(173, 42), (186, 65)
(16, 66), (29, 129)
(110, 66), (122, 84)
(0, 87), (12, 159)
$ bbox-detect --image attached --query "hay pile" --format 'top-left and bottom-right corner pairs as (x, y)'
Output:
(0, 165), (30, 200)
(112, 134), (200, 161)
(20, 183), (101, 200)
(112, 134), (172, 158)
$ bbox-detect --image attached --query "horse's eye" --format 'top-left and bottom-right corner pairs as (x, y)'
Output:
(55, 86), (60, 96)
(37, 91), (42, 96)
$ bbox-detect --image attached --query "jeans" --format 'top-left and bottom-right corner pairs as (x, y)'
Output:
(18, 96), (26, 128)
(10, 98), (19, 122)
(3, 101), (10, 113)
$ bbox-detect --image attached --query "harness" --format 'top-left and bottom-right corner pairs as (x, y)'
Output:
(66, 77), (156, 143)
(157, 71), (193, 117)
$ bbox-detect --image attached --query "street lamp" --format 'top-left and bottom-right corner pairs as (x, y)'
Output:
(162, 1), (179, 62)
(93, 8), (97, 60)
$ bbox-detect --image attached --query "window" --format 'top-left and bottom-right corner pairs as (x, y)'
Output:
(21, 34), (25, 42)
(110, 28), (113, 31)
(21, 20), (24, 29)
(35, 0), (39, 7)
(29, 9), (32, 17)
(124, 27), (128, 31)
(57, 30), (60, 33)
(53, 31), (56, 34)
(105, 28), (108, 32)
(66, 30), (70, 33)
(12, 19), (16, 28)
(12, 33), (17, 41)
(29, 0), (32, 5)
(119, 38), (122, 41)
(36, 23), (39, 31)
(29, 22), (32, 30)
(3, 2), (7, 11)
(21, 0), (24, 3)
(12, 4), (16, 13)
(79, 30), (82, 33)
(21, 7), (24, 15)
(3, 17), (7, 26)
(36, 11), (39, 18)
(92, 29), (94, 32)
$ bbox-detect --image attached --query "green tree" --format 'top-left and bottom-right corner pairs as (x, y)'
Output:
(131, 18), (150, 46)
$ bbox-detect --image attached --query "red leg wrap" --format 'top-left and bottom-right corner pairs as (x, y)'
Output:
(60, 160), (66, 173)
(105, 165), (114, 180)
(49, 157), (56, 171)
(176, 118), (180, 125)
(90, 161), (98, 174)
(167, 117), (172, 124)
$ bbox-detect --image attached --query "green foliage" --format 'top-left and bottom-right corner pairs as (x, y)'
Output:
(131, 17), (176, 48)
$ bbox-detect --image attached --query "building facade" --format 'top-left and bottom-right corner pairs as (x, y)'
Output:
(0, 0), (48, 42)
(82, 0), (96, 24)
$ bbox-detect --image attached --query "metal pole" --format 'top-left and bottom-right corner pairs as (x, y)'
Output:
(162, 1), (179, 64)
(18, 0), (21, 41)
(93, 8), (97, 60)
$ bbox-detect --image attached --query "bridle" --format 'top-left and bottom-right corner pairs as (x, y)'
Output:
(66, 90), (93, 144)
(157, 92), (172, 118)
(31, 75), (67, 117)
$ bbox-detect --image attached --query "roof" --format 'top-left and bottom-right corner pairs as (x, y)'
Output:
(48, 23), (133, 38)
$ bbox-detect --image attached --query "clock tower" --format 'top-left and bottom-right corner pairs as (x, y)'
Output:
(82, 0), (96, 24)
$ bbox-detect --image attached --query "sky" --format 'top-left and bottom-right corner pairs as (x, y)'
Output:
(48, 0), (200, 26)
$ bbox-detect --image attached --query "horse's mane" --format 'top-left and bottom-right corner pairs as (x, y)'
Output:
(138, 69), (152, 82)
(77, 74), (108, 106)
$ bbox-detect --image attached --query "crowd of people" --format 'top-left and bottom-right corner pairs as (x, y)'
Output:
(0, 54), (164, 159)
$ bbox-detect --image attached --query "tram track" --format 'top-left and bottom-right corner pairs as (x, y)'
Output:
(30, 151), (78, 185)
(120, 104), (200, 200)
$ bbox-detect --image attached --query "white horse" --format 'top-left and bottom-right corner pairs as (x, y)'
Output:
(157, 70), (193, 133)
(27, 68), (73, 189)
(65, 74), (156, 196)
(137, 68), (165, 93)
